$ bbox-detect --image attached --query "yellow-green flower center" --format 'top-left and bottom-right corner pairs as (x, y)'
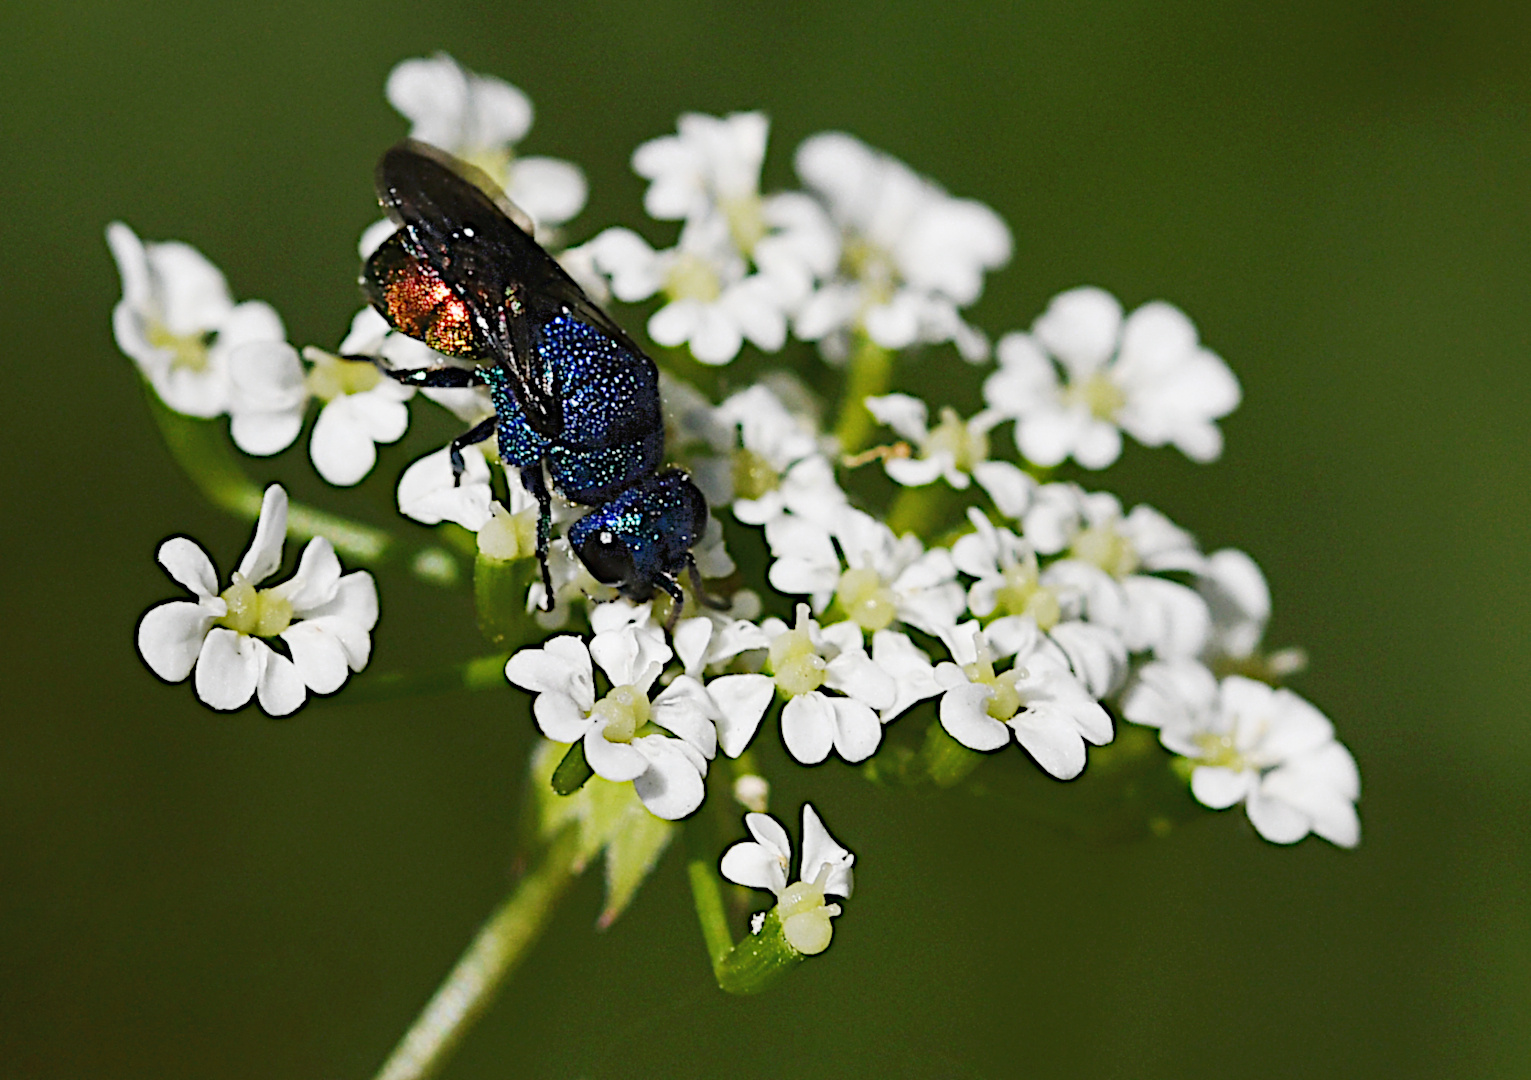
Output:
(1192, 731), (1248, 771)
(304, 348), (381, 402)
(923, 407), (988, 473)
(1070, 523), (1140, 579)
(731, 447), (781, 501)
(590, 684), (651, 744)
(991, 555), (1062, 631)
(476, 503), (539, 562)
(834, 567), (897, 633)
(776, 878), (838, 956)
(841, 236), (896, 306)
(1062, 370), (1126, 421)
(147, 322), (213, 373)
(721, 194), (767, 255)
(215, 574), (294, 638)
(665, 251), (723, 303)
(961, 652), (1024, 722)
(768, 614), (828, 697)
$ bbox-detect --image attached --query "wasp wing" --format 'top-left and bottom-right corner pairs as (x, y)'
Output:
(374, 141), (653, 439)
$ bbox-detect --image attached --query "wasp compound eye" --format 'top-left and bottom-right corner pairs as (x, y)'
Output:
(576, 528), (637, 586)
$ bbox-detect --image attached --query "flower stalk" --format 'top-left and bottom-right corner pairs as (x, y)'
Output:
(372, 823), (585, 1080)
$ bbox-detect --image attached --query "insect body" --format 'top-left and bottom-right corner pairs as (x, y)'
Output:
(359, 140), (710, 619)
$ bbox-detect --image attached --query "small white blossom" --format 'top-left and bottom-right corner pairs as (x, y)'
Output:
(225, 309), (413, 486)
(715, 385), (844, 527)
(793, 132), (1011, 361)
(933, 619), (1112, 779)
(952, 508), (1127, 698)
(984, 286), (1241, 468)
(578, 216), (789, 365)
(1123, 662), (1360, 847)
(385, 52), (586, 230)
(397, 443), (497, 531)
(1022, 484), (1210, 659)
(863, 393), (1001, 489)
(1197, 548), (1308, 679)
(505, 624), (716, 819)
(720, 803), (853, 956)
(107, 222), (285, 419)
(136, 486), (378, 716)
(766, 507), (965, 635)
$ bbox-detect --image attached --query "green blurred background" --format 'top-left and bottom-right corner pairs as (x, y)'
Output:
(3, 1), (1527, 1076)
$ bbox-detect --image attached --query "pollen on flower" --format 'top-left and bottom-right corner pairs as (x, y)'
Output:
(477, 502), (539, 561)
(991, 556), (1062, 632)
(776, 876), (841, 956)
(1061, 370), (1127, 422)
(590, 684), (651, 743)
(923, 406), (988, 474)
(731, 447), (781, 501)
(146, 324), (214, 373)
(664, 251), (723, 303)
(216, 575), (294, 638)
(302, 347), (381, 402)
(834, 567), (898, 632)
(1191, 730), (1248, 771)
(1071, 523), (1141, 579)
(767, 610), (828, 697)
(721, 194), (767, 254)
(961, 645), (1024, 722)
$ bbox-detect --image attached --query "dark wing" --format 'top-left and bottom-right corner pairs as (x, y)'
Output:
(374, 141), (653, 439)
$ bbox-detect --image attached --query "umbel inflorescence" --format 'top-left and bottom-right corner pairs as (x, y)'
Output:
(116, 49), (1359, 1071)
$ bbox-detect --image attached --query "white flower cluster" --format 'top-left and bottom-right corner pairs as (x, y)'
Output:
(498, 364), (1358, 845)
(570, 113), (1012, 364)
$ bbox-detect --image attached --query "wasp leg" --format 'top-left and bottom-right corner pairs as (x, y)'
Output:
(449, 416), (497, 484)
(657, 574), (687, 634)
(685, 555), (730, 611)
(519, 464), (556, 612)
(340, 356), (486, 389)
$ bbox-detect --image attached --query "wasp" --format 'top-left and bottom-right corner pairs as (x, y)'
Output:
(356, 140), (712, 625)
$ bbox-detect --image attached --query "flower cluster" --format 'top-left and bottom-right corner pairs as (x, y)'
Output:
(117, 52), (1363, 1020)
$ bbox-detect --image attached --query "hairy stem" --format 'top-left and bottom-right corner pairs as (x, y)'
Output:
(687, 858), (734, 977)
(373, 825), (584, 1080)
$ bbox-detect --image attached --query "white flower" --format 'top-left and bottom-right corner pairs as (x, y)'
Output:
(984, 286), (1241, 468)
(505, 624), (717, 819)
(578, 216), (790, 364)
(715, 384), (844, 527)
(225, 309), (413, 486)
(385, 52), (586, 230)
(397, 443), (497, 531)
(107, 222), (285, 419)
(766, 507), (965, 635)
(136, 486), (378, 716)
(1196, 548), (1307, 679)
(345, 306), (494, 426)
(952, 508), (1127, 698)
(1122, 663), (1360, 847)
(933, 619), (1112, 779)
(631, 111), (836, 308)
(1022, 484), (1210, 659)
(720, 803), (853, 956)
(792, 132), (1011, 361)
(863, 393), (1001, 489)
(745, 606), (897, 765)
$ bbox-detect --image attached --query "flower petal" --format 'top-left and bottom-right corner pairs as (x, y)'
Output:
(236, 486), (289, 585)
(157, 537), (219, 599)
(780, 692), (835, 765)
(193, 629), (264, 710)
(630, 735), (707, 819)
(137, 601), (216, 682)
(707, 673), (775, 758)
(256, 650), (307, 716)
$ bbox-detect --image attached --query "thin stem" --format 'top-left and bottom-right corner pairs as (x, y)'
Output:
(146, 386), (394, 565)
(687, 858), (734, 977)
(832, 336), (894, 454)
(341, 653), (511, 705)
(373, 825), (584, 1080)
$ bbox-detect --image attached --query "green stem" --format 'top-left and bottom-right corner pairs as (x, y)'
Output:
(832, 336), (894, 454)
(341, 653), (511, 705)
(372, 824), (584, 1080)
(145, 384), (394, 566)
(687, 858), (734, 977)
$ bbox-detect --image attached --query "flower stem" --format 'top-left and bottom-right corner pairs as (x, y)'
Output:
(372, 824), (584, 1080)
(687, 857), (734, 976)
(341, 653), (511, 704)
(832, 336), (894, 454)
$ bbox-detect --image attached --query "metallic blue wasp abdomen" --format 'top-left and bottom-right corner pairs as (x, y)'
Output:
(486, 314), (664, 505)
